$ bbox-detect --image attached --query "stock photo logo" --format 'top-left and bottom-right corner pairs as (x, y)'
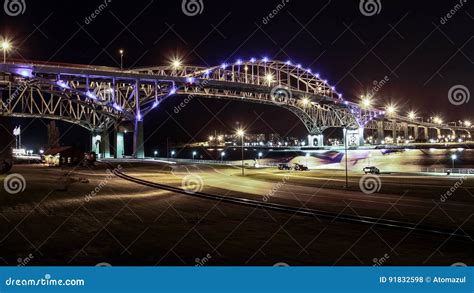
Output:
(270, 86), (292, 105)
(181, 174), (204, 194)
(3, 173), (26, 194)
(359, 174), (382, 194)
(359, 0), (381, 17)
(3, 0), (25, 16)
(181, 0), (204, 16)
(448, 85), (470, 106)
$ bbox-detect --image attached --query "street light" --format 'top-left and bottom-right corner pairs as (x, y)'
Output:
(192, 151), (197, 160)
(119, 49), (124, 70)
(451, 154), (457, 170)
(221, 151), (225, 161)
(154, 150), (158, 159)
(258, 152), (263, 159)
(2, 40), (11, 63)
(171, 57), (182, 69)
(236, 129), (245, 176)
(408, 110), (416, 121)
(360, 95), (372, 109)
(343, 126), (349, 189)
(171, 150), (175, 158)
(385, 104), (397, 116)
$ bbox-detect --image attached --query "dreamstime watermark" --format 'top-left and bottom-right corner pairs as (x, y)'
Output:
(95, 262), (112, 266)
(448, 85), (470, 106)
(440, 0), (469, 25)
(451, 262), (467, 267)
(3, 0), (26, 16)
(359, 0), (381, 17)
(373, 253), (390, 266)
(17, 253), (34, 267)
(359, 174), (382, 194)
(273, 262), (289, 266)
(84, 0), (112, 25)
(367, 76), (389, 99)
(439, 175), (467, 202)
(262, 0), (290, 25)
(195, 253), (212, 266)
(181, 174), (204, 194)
(84, 165), (122, 202)
(262, 168), (293, 202)
(173, 80), (209, 114)
(3, 173), (26, 195)
(181, 0), (203, 16)
(270, 86), (293, 106)
(1, 81), (29, 109)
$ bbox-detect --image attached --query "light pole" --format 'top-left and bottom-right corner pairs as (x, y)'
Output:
(237, 129), (245, 176)
(1, 40), (10, 63)
(451, 154), (457, 171)
(119, 49), (124, 70)
(343, 126), (349, 189)
(258, 152), (262, 159)
(171, 150), (175, 159)
(221, 151), (225, 162)
(154, 150), (158, 159)
(192, 151), (197, 160)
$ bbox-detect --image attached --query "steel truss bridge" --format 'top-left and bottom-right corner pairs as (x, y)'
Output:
(0, 59), (472, 158)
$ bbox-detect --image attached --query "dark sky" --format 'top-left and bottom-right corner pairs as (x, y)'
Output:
(1, 0), (473, 152)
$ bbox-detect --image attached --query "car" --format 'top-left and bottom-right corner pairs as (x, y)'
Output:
(277, 163), (292, 170)
(294, 163), (309, 171)
(363, 166), (380, 174)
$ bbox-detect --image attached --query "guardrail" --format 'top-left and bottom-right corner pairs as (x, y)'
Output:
(421, 167), (474, 174)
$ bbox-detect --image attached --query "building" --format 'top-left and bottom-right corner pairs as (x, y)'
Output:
(43, 146), (85, 166)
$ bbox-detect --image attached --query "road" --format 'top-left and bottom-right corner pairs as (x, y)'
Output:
(0, 162), (472, 266)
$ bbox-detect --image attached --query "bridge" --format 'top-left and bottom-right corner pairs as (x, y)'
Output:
(0, 58), (472, 158)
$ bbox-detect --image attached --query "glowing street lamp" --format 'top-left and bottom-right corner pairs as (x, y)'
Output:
(154, 150), (158, 159)
(221, 151), (225, 161)
(258, 152), (263, 159)
(192, 151), (197, 160)
(119, 49), (124, 70)
(301, 97), (310, 107)
(171, 57), (182, 69)
(2, 40), (11, 63)
(264, 73), (274, 85)
(385, 104), (397, 116)
(360, 95), (372, 109)
(236, 129), (245, 176)
(464, 120), (471, 127)
(408, 111), (416, 121)
(171, 150), (175, 158)
(451, 154), (457, 170)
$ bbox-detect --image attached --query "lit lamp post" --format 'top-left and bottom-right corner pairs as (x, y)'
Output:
(451, 154), (457, 171)
(343, 126), (349, 189)
(237, 129), (245, 176)
(192, 151), (197, 160)
(258, 152), (262, 159)
(119, 49), (124, 70)
(171, 150), (175, 159)
(154, 150), (158, 159)
(1, 40), (10, 63)
(221, 151), (225, 162)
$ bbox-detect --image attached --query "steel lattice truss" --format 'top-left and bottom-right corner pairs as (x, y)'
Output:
(0, 60), (471, 135)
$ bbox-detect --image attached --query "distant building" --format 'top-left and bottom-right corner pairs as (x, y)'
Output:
(44, 146), (84, 166)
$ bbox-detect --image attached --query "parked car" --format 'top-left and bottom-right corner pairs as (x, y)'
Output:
(294, 163), (309, 171)
(363, 166), (380, 174)
(277, 163), (292, 170)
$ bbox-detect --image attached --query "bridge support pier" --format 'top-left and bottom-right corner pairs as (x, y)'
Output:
(101, 132), (111, 158)
(376, 121), (384, 144)
(91, 133), (101, 155)
(392, 120), (397, 143)
(133, 120), (145, 159)
(402, 123), (409, 140)
(115, 131), (124, 158)
(307, 134), (323, 147)
(345, 128), (364, 147)
(414, 126), (419, 140)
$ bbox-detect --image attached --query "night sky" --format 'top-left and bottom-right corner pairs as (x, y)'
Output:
(1, 0), (473, 153)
